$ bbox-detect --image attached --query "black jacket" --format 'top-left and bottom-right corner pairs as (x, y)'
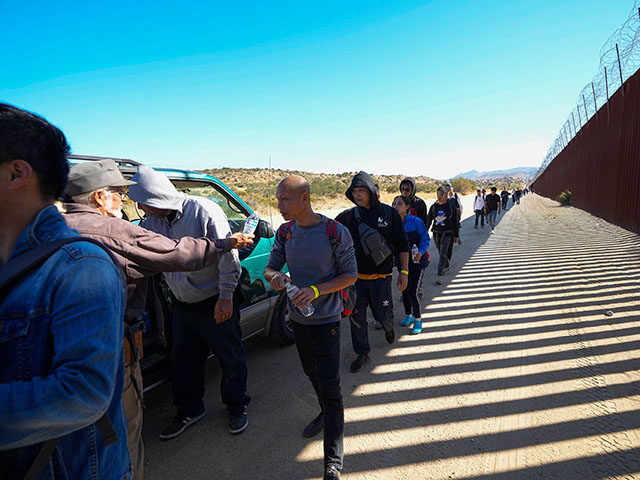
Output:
(400, 177), (428, 226)
(336, 171), (409, 275)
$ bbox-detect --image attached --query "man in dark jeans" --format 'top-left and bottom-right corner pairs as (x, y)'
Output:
(427, 186), (460, 285)
(128, 166), (250, 439)
(500, 188), (510, 210)
(265, 175), (357, 480)
(336, 171), (409, 373)
(473, 189), (485, 229)
(485, 186), (502, 233)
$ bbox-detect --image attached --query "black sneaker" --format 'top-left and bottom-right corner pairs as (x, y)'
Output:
(303, 412), (324, 438)
(324, 465), (341, 480)
(158, 411), (205, 440)
(385, 327), (396, 344)
(349, 353), (370, 372)
(229, 409), (248, 435)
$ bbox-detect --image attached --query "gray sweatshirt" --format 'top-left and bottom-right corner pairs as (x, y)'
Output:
(266, 215), (357, 325)
(129, 166), (240, 303)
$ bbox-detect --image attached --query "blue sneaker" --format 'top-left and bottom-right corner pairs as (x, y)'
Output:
(411, 319), (423, 335)
(400, 314), (414, 327)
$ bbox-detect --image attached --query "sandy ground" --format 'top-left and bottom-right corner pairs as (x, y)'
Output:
(142, 194), (640, 479)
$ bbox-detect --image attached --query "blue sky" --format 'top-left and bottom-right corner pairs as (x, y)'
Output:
(2, 0), (635, 179)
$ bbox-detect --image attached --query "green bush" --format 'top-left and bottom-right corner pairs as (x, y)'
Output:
(557, 189), (571, 206)
(449, 177), (477, 195)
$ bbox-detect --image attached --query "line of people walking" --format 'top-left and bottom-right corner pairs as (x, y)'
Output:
(0, 103), (527, 480)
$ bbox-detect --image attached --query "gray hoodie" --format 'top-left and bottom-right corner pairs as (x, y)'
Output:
(129, 166), (241, 303)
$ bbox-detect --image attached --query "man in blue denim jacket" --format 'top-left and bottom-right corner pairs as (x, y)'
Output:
(0, 103), (132, 479)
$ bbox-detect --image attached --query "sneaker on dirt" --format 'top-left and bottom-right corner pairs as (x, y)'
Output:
(159, 411), (205, 440)
(229, 409), (249, 435)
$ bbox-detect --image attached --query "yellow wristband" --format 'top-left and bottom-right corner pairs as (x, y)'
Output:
(310, 285), (320, 299)
(400, 270), (409, 275)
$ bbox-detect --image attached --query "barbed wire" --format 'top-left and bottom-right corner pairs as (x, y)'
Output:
(533, 1), (640, 182)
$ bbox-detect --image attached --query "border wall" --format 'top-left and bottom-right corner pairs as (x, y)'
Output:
(532, 68), (640, 234)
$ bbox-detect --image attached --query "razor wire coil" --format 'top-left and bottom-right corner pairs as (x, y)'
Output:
(534, 1), (640, 182)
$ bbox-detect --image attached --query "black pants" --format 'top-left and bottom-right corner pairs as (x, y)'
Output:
(402, 269), (425, 317)
(474, 209), (484, 227)
(446, 226), (457, 260)
(171, 292), (251, 417)
(291, 321), (344, 470)
(433, 232), (453, 276)
(351, 277), (394, 354)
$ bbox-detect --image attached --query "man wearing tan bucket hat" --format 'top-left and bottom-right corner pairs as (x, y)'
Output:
(62, 159), (253, 479)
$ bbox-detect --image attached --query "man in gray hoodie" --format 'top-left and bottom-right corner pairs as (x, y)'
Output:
(128, 166), (251, 439)
(63, 159), (254, 478)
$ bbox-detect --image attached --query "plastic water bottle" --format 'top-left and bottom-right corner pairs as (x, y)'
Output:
(285, 283), (315, 317)
(411, 244), (420, 263)
(243, 212), (260, 235)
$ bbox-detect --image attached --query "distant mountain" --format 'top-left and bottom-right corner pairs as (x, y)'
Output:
(455, 167), (537, 180)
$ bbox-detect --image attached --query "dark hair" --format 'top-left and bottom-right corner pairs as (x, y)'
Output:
(491, 186), (497, 192)
(393, 194), (411, 206)
(0, 103), (70, 198)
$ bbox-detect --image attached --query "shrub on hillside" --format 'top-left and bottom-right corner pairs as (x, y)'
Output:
(449, 177), (477, 195)
(557, 189), (572, 206)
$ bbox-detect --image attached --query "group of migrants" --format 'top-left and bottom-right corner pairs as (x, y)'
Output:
(0, 104), (485, 480)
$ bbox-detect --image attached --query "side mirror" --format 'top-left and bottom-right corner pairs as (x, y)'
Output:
(256, 219), (275, 239)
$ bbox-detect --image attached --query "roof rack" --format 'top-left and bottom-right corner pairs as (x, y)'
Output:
(68, 154), (141, 167)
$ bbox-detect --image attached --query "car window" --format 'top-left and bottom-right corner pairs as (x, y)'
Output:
(175, 185), (248, 233)
(122, 178), (252, 234)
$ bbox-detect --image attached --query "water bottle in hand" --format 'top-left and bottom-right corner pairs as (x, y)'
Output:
(286, 283), (314, 317)
(411, 244), (420, 263)
(243, 212), (260, 235)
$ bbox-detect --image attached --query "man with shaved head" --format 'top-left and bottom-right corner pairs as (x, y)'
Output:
(265, 175), (357, 480)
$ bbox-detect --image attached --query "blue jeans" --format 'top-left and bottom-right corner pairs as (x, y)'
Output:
(488, 210), (498, 228)
(291, 321), (343, 470)
(171, 291), (250, 417)
(351, 277), (394, 354)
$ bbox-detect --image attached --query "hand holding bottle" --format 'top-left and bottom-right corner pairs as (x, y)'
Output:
(286, 283), (315, 317)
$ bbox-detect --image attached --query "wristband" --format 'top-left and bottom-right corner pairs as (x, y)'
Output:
(310, 285), (320, 299)
(400, 270), (409, 275)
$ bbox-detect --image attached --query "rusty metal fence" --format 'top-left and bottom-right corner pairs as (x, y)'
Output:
(532, 68), (640, 233)
(532, 1), (640, 234)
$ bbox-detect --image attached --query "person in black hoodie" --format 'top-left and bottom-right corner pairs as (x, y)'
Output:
(336, 172), (410, 373)
(399, 177), (428, 226)
(427, 186), (460, 285)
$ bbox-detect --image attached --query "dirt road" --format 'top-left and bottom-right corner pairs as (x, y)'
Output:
(142, 194), (640, 479)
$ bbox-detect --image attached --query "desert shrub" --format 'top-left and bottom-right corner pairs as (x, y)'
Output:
(449, 177), (477, 195)
(416, 181), (440, 193)
(557, 189), (571, 206)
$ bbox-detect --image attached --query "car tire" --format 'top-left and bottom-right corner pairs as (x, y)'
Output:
(270, 292), (295, 345)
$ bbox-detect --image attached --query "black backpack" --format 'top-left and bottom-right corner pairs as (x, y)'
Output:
(276, 219), (357, 318)
(353, 207), (392, 266)
(0, 237), (122, 480)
